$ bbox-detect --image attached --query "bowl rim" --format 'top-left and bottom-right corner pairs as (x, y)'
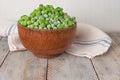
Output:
(17, 22), (77, 32)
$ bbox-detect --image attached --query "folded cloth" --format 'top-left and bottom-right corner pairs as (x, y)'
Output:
(0, 20), (112, 58)
(66, 23), (112, 58)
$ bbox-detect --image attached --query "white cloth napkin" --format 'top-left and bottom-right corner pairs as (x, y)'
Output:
(0, 20), (112, 58)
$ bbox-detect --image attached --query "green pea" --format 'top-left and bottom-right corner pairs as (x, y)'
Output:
(27, 21), (32, 25)
(36, 12), (41, 16)
(71, 17), (76, 23)
(39, 19), (45, 24)
(49, 5), (54, 9)
(68, 21), (73, 27)
(45, 20), (49, 25)
(29, 24), (34, 29)
(39, 16), (44, 20)
(39, 25), (43, 29)
(43, 27), (47, 30)
(47, 25), (51, 29)
(44, 14), (48, 18)
(44, 10), (49, 14)
(39, 4), (44, 8)
(34, 22), (39, 26)
(58, 24), (63, 29)
(53, 27), (57, 30)
(48, 12), (51, 16)
(34, 27), (39, 29)
(64, 24), (69, 28)
(30, 12), (36, 17)
(31, 18), (36, 23)
(41, 23), (46, 28)
(19, 4), (76, 29)
(20, 15), (28, 20)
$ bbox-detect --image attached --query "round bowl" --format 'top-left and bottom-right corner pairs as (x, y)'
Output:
(18, 22), (77, 59)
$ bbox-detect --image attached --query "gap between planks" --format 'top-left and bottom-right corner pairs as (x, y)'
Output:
(90, 59), (100, 80)
(0, 37), (48, 80)
(91, 33), (120, 80)
(0, 37), (2, 41)
(0, 51), (10, 68)
(47, 53), (98, 80)
(0, 37), (10, 68)
(46, 59), (48, 80)
(0, 51), (48, 80)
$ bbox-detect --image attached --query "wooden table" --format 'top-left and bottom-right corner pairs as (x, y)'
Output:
(0, 33), (120, 80)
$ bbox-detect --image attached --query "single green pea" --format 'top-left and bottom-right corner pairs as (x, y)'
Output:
(58, 24), (63, 29)
(19, 21), (24, 26)
(27, 21), (32, 25)
(59, 11), (63, 15)
(51, 10), (55, 13)
(26, 16), (31, 21)
(23, 21), (28, 27)
(47, 24), (51, 29)
(39, 19), (45, 24)
(34, 16), (39, 20)
(30, 12), (36, 17)
(39, 16), (45, 20)
(55, 11), (59, 16)
(39, 4), (44, 9)
(51, 24), (55, 28)
(71, 17), (76, 23)
(50, 18), (54, 22)
(43, 14), (48, 18)
(57, 21), (60, 24)
(48, 12), (51, 16)
(46, 18), (50, 21)
(54, 22), (58, 25)
(45, 20), (49, 25)
(39, 25), (43, 29)
(34, 26), (39, 29)
(34, 22), (39, 26)
(41, 23), (46, 28)
(20, 15), (28, 20)
(41, 11), (44, 14)
(19, 19), (24, 23)
(68, 21), (73, 27)
(43, 27), (47, 30)
(53, 27), (57, 30)
(49, 5), (54, 9)
(63, 24), (69, 28)
(31, 18), (36, 23)
(29, 24), (34, 29)
(36, 12), (41, 16)
(50, 14), (54, 19)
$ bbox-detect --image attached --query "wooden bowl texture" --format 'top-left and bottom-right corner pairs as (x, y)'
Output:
(18, 23), (77, 59)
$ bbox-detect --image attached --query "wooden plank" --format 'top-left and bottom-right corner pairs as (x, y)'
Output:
(0, 51), (47, 80)
(91, 33), (120, 80)
(47, 53), (98, 80)
(0, 37), (9, 66)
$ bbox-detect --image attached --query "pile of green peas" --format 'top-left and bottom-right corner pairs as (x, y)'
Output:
(19, 4), (76, 30)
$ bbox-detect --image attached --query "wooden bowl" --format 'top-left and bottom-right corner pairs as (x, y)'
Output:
(18, 23), (77, 59)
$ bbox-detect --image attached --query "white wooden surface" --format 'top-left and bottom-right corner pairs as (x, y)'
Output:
(0, 50), (47, 80)
(48, 53), (98, 80)
(0, 38), (9, 67)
